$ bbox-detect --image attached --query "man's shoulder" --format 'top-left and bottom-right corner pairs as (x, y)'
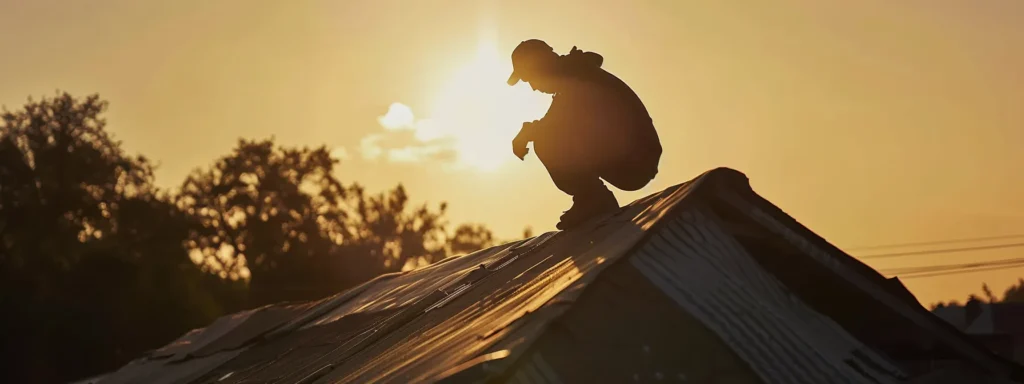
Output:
(560, 68), (637, 100)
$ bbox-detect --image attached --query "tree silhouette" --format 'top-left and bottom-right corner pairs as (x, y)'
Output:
(178, 138), (351, 304)
(177, 138), (497, 305)
(448, 223), (497, 256)
(522, 226), (535, 239)
(931, 279), (1024, 310)
(0, 93), (151, 279)
(982, 283), (998, 303)
(0, 92), (503, 383)
(0, 92), (243, 383)
(342, 183), (451, 270)
(1003, 278), (1024, 303)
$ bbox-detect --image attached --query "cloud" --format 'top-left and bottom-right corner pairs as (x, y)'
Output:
(360, 135), (385, 161)
(387, 145), (458, 163)
(358, 128), (457, 164)
(359, 103), (459, 165)
(378, 103), (415, 130)
(412, 118), (444, 142)
(330, 147), (350, 161)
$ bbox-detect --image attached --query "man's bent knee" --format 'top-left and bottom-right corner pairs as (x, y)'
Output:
(604, 169), (656, 191)
(601, 152), (659, 191)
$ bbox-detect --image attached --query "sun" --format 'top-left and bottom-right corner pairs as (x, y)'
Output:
(374, 38), (551, 171)
(425, 40), (551, 171)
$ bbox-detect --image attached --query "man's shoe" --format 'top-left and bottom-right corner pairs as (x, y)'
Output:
(556, 189), (619, 230)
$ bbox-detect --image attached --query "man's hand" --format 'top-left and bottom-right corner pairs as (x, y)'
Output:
(512, 121), (536, 160)
(512, 134), (529, 160)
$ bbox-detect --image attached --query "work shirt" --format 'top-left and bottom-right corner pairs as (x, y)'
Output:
(531, 48), (662, 167)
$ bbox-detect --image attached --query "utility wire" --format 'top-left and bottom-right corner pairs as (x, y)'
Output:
(857, 242), (1024, 260)
(846, 233), (1024, 252)
(878, 257), (1024, 275)
(846, 236), (1024, 280)
(888, 264), (1024, 280)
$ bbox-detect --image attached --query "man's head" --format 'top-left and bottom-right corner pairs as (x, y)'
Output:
(507, 39), (561, 93)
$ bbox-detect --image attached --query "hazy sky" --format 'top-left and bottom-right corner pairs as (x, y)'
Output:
(2, 0), (1023, 305)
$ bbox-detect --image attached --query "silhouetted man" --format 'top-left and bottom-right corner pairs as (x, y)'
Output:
(508, 39), (662, 230)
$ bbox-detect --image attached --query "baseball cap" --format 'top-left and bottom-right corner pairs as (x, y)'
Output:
(507, 39), (555, 86)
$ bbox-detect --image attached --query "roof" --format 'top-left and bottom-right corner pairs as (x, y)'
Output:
(936, 302), (1024, 336)
(992, 303), (1024, 336)
(96, 168), (1024, 384)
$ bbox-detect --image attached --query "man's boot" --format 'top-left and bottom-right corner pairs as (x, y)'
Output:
(556, 185), (620, 230)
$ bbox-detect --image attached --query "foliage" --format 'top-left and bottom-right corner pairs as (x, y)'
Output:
(177, 138), (497, 305)
(448, 223), (497, 256)
(1003, 278), (1024, 303)
(0, 92), (500, 383)
(0, 92), (245, 383)
(930, 279), (1024, 310)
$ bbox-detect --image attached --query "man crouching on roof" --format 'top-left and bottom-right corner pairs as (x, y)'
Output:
(507, 39), (662, 230)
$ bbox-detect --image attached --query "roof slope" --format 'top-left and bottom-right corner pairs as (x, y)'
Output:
(97, 168), (1024, 384)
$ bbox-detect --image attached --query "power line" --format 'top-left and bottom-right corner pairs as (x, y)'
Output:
(878, 257), (1024, 275)
(857, 242), (1024, 260)
(888, 263), (1024, 280)
(846, 233), (1024, 252)
(849, 237), (1024, 280)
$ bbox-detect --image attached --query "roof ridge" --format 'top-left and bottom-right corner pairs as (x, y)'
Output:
(433, 176), (721, 382)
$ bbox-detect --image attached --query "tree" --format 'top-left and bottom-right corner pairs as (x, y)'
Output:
(1003, 278), (1024, 303)
(448, 223), (496, 256)
(341, 183), (452, 272)
(0, 93), (152, 287)
(0, 92), (241, 383)
(930, 279), (1024, 310)
(522, 226), (535, 239)
(0, 92), (505, 383)
(982, 283), (998, 303)
(178, 137), (500, 306)
(177, 138), (351, 304)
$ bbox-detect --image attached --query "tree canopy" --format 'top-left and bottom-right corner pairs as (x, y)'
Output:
(930, 279), (1024, 310)
(0, 92), (503, 383)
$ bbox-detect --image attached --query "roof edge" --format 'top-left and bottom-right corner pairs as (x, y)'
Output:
(708, 169), (1024, 379)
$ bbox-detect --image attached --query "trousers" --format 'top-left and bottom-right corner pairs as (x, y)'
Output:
(532, 122), (661, 198)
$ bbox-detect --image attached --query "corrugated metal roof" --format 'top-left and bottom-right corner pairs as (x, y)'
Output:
(95, 167), (1024, 384)
(713, 182), (1024, 379)
(300, 176), (704, 383)
(98, 169), (705, 384)
(513, 241), (765, 383)
(992, 304), (1024, 336)
(100, 350), (243, 384)
(630, 207), (906, 383)
(299, 238), (528, 329)
(99, 301), (318, 384)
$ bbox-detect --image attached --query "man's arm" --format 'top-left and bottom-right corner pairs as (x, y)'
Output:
(512, 120), (541, 160)
(518, 120), (543, 141)
(512, 88), (576, 160)
(516, 92), (564, 143)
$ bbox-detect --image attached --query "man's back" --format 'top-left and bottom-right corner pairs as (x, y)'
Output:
(541, 50), (662, 158)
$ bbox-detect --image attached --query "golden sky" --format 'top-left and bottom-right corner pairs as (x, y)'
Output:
(2, 0), (1023, 305)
